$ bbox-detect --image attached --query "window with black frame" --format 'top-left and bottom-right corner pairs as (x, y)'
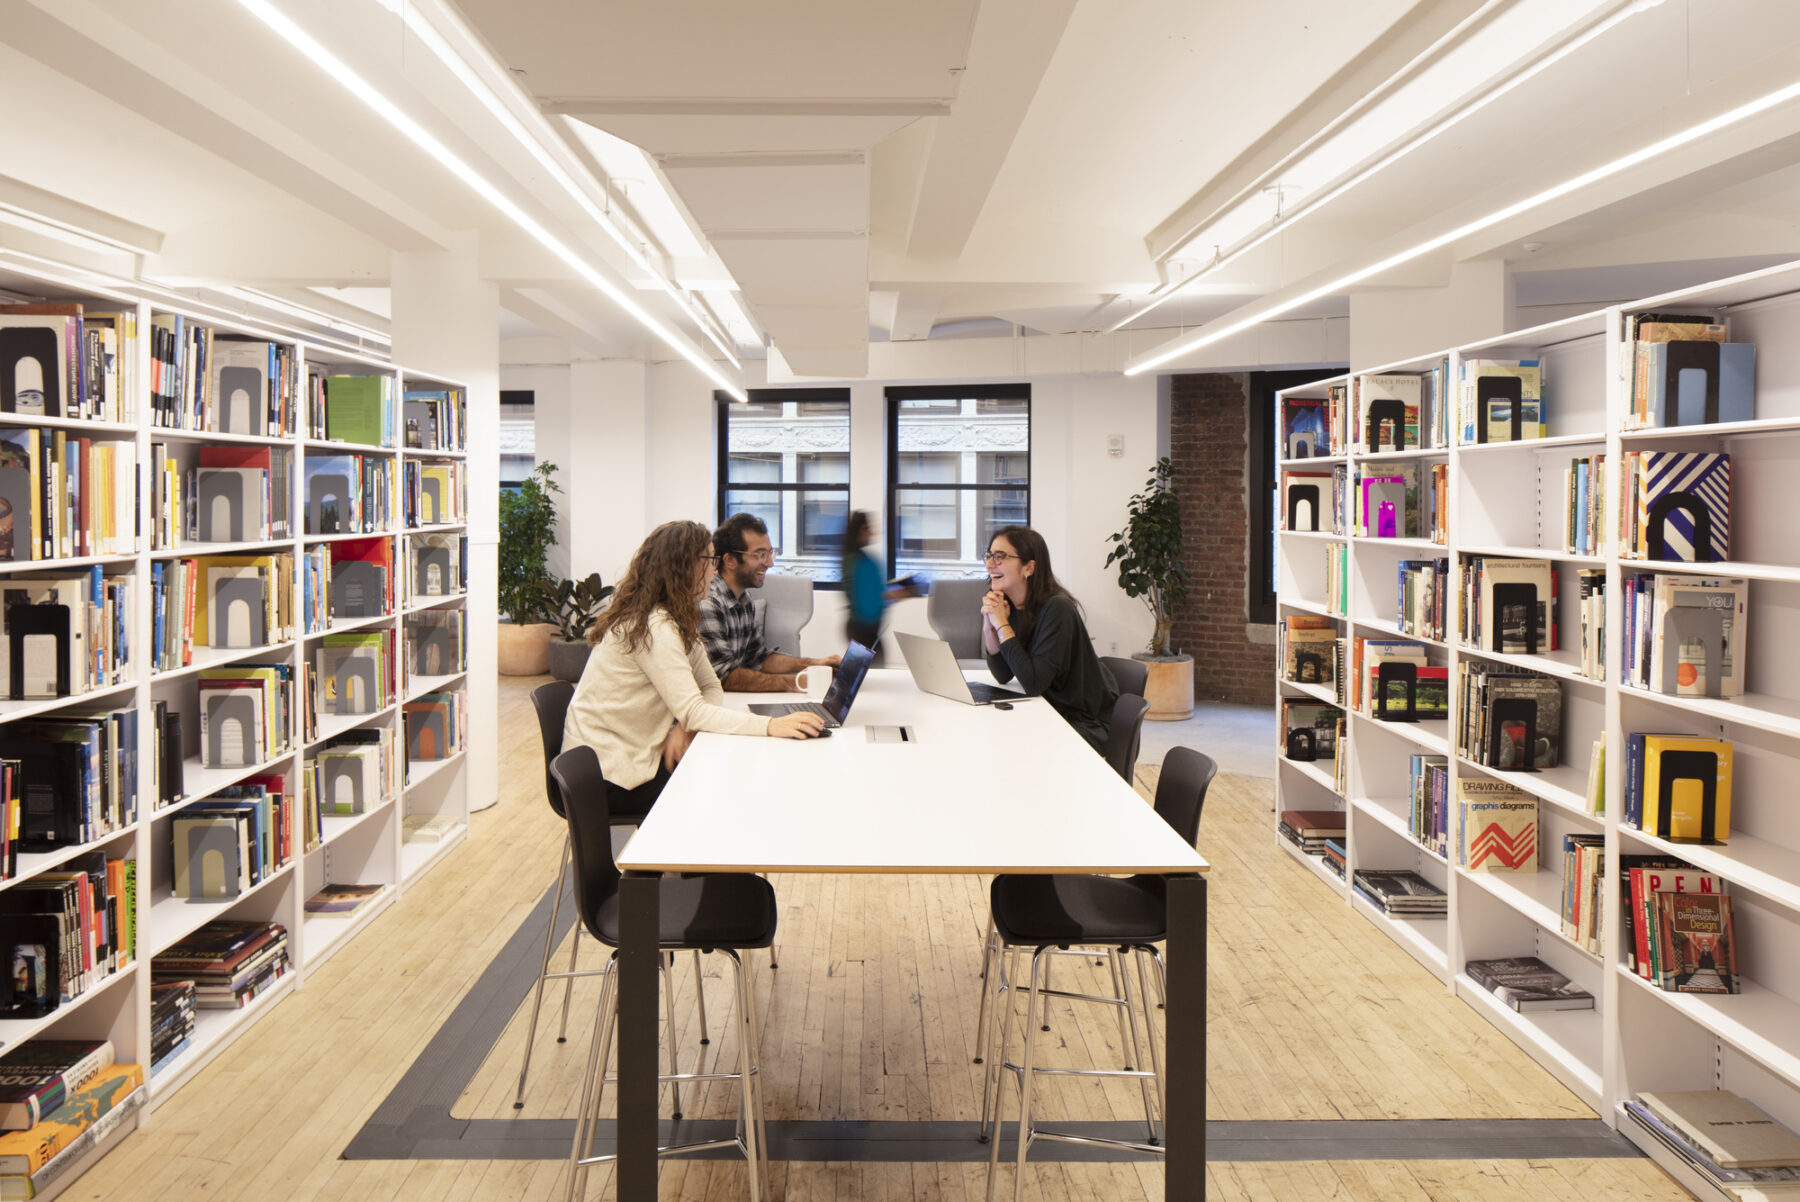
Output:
(715, 389), (851, 584)
(886, 384), (1030, 582)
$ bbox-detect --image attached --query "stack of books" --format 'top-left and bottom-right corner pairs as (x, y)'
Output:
(151, 981), (197, 1075)
(1464, 957), (1593, 1012)
(151, 920), (289, 1010)
(1278, 809), (1345, 856)
(1624, 1090), (1800, 1198)
(0, 1050), (143, 1199)
(402, 811), (459, 844)
(1352, 869), (1447, 917)
(305, 882), (386, 916)
(1322, 838), (1346, 881)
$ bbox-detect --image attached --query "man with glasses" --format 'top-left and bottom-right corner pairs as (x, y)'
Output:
(701, 512), (842, 692)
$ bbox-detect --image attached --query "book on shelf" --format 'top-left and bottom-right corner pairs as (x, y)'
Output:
(0, 710), (138, 849)
(1461, 556), (1558, 655)
(1281, 394), (1330, 460)
(1408, 753), (1449, 856)
(170, 813), (246, 901)
(1325, 543), (1350, 615)
(0, 1064), (142, 1178)
(303, 453), (394, 536)
(1351, 868), (1446, 916)
(1456, 661), (1561, 771)
(151, 920), (290, 1010)
(1280, 699), (1342, 762)
(1454, 777), (1536, 872)
(1356, 469), (1410, 539)
(1464, 957), (1594, 1012)
(402, 387), (465, 452)
(310, 629), (395, 721)
(152, 701), (183, 810)
(402, 810), (459, 844)
(0, 853), (132, 1016)
(1638, 1091), (1800, 1171)
(0, 568), (132, 698)
(1459, 359), (1543, 444)
(189, 445), (291, 544)
(402, 460), (466, 527)
(404, 607), (466, 677)
(1349, 637), (1433, 717)
(198, 662), (294, 769)
(0, 760), (19, 882)
(0, 1042), (114, 1132)
(206, 336), (298, 437)
(1278, 809), (1346, 854)
(306, 726), (398, 817)
(1585, 739), (1605, 815)
(0, 428), (135, 562)
(327, 536), (393, 620)
(1621, 572), (1747, 698)
(1357, 373), (1422, 452)
(1396, 558), (1451, 641)
(404, 689), (465, 762)
(1624, 1097), (1800, 1199)
(1281, 470), (1334, 533)
(316, 375), (394, 446)
(1561, 453), (1606, 557)
(0, 1074), (144, 1200)
(0, 304), (137, 424)
(304, 882), (386, 915)
(1625, 732), (1732, 843)
(1322, 838), (1346, 880)
(1623, 450), (1730, 563)
(1280, 615), (1339, 690)
(407, 532), (463, 601)
(150, 981), (197, 1076)
(1575, 569), (1606, 681)
(1623, 309), (1755, 428)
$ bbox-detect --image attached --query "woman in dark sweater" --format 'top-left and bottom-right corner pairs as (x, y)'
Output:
(979, 526), (1118, 754)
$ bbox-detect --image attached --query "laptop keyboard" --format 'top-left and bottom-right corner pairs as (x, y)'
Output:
(753, 700), (840, 726)
(968, 682), (1022, 703)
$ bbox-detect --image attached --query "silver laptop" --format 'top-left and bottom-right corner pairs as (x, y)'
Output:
(746, 640), (874, 728)
(894, 631), (1023, 706)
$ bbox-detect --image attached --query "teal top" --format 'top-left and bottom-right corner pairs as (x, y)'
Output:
(847, 551), (885, 626)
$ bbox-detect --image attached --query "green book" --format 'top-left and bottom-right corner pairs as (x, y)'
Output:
(324, 376), (388, 447)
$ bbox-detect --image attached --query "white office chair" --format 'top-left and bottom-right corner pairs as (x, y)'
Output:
(746, 573), (813, 657)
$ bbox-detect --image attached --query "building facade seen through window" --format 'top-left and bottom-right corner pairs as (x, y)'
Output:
(887, 385), (1029, 582)
(715, 390), (851, 583)
(499, 389), (536, 487)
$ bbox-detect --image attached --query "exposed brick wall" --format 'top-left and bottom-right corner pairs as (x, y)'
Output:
(1169, 373), (1276, 705)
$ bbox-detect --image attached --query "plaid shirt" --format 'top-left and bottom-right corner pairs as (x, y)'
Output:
(699, 574), (766, 679)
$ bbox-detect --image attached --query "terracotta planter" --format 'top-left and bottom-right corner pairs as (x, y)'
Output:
(1139, 654), (1195, 721)
(547, 637), (593, 684)
(497, 622), (557, 677)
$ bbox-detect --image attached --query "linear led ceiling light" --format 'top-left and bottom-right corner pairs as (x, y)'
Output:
(1109, 0), (1662, 335)
(235, 0), (746, 399)
(1125, 73), (1800, 376)
(382, 0), (742, 366)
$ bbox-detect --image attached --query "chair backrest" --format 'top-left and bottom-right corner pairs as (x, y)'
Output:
(1101, 655), (1147, 699)
(1104, 692), (1150, 784)
(746, 573), (814, 658)
(531, 680), (577, 818)
(926, 579), (989, 661)
(548, 745), (622, 946)
(1153, 745), (1219, 847)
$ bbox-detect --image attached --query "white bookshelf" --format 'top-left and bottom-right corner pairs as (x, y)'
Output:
(1274, 260), (1800, 1158)
(0, 267), (487, 1189)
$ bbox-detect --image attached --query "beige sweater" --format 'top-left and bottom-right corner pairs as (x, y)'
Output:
(563, 608), (772, 789)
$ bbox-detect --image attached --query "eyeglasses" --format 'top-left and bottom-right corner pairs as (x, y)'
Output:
(698, 554), (722, 570)
(733, 547), (778, 564)
(983, 550), (1021, 565)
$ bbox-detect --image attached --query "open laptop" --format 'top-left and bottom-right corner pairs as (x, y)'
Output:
(894, 631), (1024, 706)
(746, 639), (874, 728)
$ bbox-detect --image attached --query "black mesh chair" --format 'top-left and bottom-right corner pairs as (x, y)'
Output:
(1104, 693), (1150, 785)
(978, 746), (1219, 1202)
(552, 746), (777, 1202)
(515, 682), (710, 1110)
(1100, 655), (1147, 699)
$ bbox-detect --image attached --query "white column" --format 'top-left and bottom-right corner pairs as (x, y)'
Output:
(391, 232), (501, 814)
(568, 358), (650, 584)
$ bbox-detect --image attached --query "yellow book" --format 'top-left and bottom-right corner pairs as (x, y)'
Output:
(190, 555), (279, 646)
(0, 1064), (143, 1175)
(1642, 735), (1732, 843)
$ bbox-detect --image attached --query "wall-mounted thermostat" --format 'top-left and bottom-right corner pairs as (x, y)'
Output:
(1107, 434), (1124, 457)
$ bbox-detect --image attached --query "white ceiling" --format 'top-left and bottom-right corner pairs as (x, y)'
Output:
(1, 0), (1799, 376)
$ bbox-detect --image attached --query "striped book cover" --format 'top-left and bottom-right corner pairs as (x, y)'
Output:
(1639, 451), (1729, 562)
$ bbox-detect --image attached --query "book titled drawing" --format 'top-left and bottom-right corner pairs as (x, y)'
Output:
(1455, 779), (1537, 872)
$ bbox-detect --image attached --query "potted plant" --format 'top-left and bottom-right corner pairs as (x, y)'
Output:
(1105, 456), (1194, 720)
(541, 572), (614, 682)
(497, 461), (561, 676)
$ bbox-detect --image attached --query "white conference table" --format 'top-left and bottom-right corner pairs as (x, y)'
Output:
(613, 669), (1210, 1198)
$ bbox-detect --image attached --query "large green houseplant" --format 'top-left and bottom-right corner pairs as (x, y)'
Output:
(540, 571), (614, 683)
(1105, 457), (1194, 718)
(497, 461), (561, 675)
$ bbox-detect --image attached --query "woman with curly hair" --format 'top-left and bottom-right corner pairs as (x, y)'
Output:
(563, 519), (825, 818)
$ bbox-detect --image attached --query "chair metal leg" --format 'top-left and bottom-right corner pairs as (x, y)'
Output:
(1010, 948), (1047, 1202)
(694, 948), (710, 1045)
(1106, 947), (1133, 1070)
(1116, 943), (1158, 1144)
(744, 950), (775, 1202)
(566, 959), (617, 1202)
(556, 869), (583, 1042)
(728, 953), (763, 1202)
(517, 834), (571, 1109)
(984, 968), (1011, 1201)
(661, 954), (683, 1121)
(1147, 948), (1170, 1120)
(973, 914), (997, 1065)
(1135, 947), (1167, 1136)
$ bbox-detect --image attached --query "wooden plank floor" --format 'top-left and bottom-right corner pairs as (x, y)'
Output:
(67, 675), (1690, 1201)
